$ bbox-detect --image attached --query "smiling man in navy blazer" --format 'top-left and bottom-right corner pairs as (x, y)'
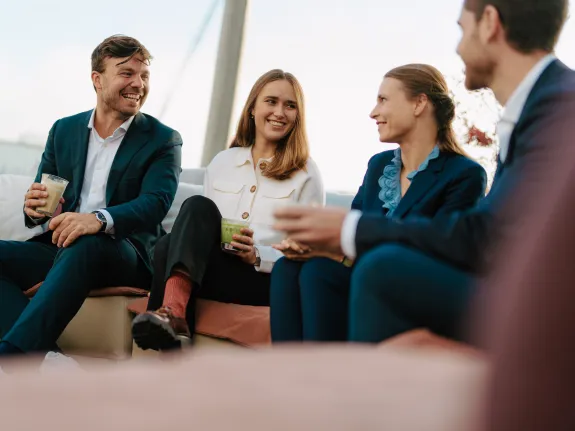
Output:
(0, 35), (182, 361)
(274, 0), (573, 343)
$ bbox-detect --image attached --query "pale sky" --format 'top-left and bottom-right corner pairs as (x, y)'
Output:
(1, 0), (574, 191)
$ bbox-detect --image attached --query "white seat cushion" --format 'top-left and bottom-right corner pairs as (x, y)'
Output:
(162, 182), (204, 233)
(0, 174), (42, 241)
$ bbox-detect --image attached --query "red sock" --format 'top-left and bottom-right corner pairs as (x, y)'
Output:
(162, 272), (192, 318)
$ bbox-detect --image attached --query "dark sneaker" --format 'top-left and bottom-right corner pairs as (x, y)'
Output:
(132, 307), (191, 351)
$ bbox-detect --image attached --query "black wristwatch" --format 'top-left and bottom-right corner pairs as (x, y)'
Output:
(92, 211), (107, 232)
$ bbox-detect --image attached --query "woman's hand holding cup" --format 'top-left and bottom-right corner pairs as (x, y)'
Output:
(230, 227), (258, 265)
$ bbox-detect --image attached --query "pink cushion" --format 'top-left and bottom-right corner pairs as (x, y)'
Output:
(195, 299), (271, 347)
(378, 329), (483, 358)
(128, 297), (271, 347)
(25, 282), (149, 299)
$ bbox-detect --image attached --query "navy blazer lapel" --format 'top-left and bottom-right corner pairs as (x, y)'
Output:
(502, 59), (565, 170)
(392, 154), (446, 219)
(105, 112), (150, 203)
(72, 111), (92, 201)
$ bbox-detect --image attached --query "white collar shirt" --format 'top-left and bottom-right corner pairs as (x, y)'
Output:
(77, 109), (135, 232)
(497, 54), (556, 162)
(204, 146), (325, 273)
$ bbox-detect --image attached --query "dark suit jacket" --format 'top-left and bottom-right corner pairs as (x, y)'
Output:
(356, 59), (575, 273)
(25, 110), (182, 272)
(351, 150), (486, 220)
(471, 80), (575, 431)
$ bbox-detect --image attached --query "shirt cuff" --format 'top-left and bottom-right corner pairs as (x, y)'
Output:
(254, 245), (283, 273)
(27, 214), (45, 225)
(97, 209), (115, 235)
(24, 206), (47, 226)
(341, 210), (362, 259)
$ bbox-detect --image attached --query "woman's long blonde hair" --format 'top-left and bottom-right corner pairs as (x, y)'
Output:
(230, 69), (309, 180)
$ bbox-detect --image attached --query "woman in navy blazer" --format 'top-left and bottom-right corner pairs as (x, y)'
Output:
(270, 64), (487, 342)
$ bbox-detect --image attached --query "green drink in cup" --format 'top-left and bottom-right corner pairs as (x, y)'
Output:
(221, 218), (250, 252)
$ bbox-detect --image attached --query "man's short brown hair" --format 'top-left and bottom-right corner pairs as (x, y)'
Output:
(464, 0), (568, 53)
(91, 35), (152, 73)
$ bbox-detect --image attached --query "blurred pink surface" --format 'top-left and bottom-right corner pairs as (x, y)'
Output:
(1, 346), (485, 431)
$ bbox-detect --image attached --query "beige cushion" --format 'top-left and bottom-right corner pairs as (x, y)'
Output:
(58, 296), (141, 360)
(22, 284), (148, 360)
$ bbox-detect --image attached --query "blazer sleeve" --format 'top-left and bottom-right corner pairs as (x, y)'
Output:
(104, 135), (182, 238)
(356, 202), (491, 272)
(24, 120), (60, 228)
(355, 84), (575, 272)
(351, 168), (367, 211)
(434, 163), (487, 217)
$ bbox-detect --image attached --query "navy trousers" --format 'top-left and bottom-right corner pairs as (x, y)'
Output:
(271, 244), (475, 344)
(270, 257), (352, 342)
(0, 232), (150, 353)
(348, 244), (475, 343)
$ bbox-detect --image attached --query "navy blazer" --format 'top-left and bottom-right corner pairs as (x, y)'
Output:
(351, 150), (486, 220)
(25, 110), (183, 271)
(355, 59), (575, 273)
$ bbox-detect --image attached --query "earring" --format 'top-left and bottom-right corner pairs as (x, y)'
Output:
(250, 114), (254, 119)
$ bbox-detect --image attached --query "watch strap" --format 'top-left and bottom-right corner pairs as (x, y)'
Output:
(92, 211), (107, 232)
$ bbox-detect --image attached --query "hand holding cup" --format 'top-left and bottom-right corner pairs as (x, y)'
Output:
(231, 227), (258, 265)
(24, 182), (65, 219)
(221, 219), (257, 265)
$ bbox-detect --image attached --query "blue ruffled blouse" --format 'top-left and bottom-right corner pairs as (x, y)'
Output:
(378, 145), (440, 218)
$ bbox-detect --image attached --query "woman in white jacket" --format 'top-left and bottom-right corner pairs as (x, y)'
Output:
(132, 69), (324, 351)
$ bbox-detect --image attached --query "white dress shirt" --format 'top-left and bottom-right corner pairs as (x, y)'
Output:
(497, 54), (556, 162)
(204, 146), (325, 273)
(341, 54), (556, 259)
(78, 109), (135, 233)
(32, 109), (134, 235)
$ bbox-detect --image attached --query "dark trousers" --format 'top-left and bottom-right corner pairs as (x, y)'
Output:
(270, 257), (352, 342)
(270, 244), (475, 344)
(147, 196), (270, 332)
(348, 244), (475, 343)
(0, 232), (150, 353)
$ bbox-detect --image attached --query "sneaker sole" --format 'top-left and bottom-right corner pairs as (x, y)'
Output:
(132, 314), (183, 352)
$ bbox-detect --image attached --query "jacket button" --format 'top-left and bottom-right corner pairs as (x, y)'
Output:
(242, 212), (249, 220)
(259, 161), (268, 170)
(250, 185), (256, 193)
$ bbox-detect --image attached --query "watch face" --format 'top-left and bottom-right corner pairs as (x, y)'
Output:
(94, 212), (106, 230)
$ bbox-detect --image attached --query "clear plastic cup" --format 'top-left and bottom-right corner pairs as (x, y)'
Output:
(36, 173), (69, 217)
(221, 218), (250, 252)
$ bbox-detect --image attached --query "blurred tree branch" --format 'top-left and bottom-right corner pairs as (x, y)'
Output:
(448, 72), (502, 189)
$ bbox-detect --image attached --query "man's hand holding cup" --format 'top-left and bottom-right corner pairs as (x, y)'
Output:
(24, 182), (65, 219)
